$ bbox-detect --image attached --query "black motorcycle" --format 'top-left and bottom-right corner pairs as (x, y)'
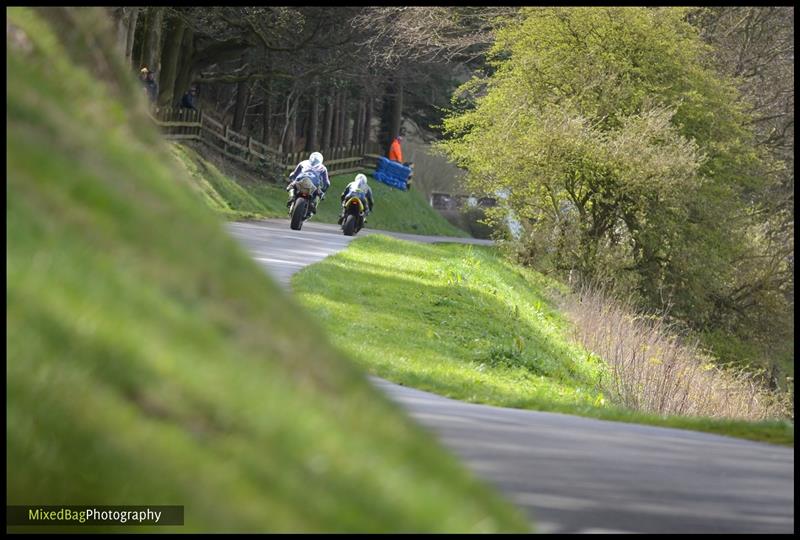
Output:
(286, 174), (320, 231)
(340, 194), (366, 236)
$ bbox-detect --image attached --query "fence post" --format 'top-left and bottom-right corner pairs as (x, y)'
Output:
(223, 125), (229, 156)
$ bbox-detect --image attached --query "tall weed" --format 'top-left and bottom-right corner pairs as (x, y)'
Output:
(560, 284), (793, 420)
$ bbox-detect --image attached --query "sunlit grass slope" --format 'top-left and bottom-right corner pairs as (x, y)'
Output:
(6, 7), (530, 532)
(170, 143), (288, 220)
(293, 235), (793, 446)
(169, 142), (469, 237)
(305, 170), (470, 237)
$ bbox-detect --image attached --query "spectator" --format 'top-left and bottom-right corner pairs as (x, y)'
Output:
(180, 86), (198, 111)
(387, 127), (414, 188)
(138, 67), (149, 96)
(139, 67), (158, 104)
(387, 127), (406, 163)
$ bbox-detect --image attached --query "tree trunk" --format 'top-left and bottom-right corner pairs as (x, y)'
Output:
(378, 86), (392, 149)
(111, 7), (139, 62)
(288, 107), (298, 153)
(362, 95), (373, 146)
(307, 84), (320, 151)
(337, 92), (347, 148)
(352, 98), (364, 147)
(124, 8), (140, 66)
(173, 25), (195, 104)
(360, 99), (368, 146)
(142, 7), (165, 73)
(280, 92), (298, 153)
(330, 90), (341, 148)
(300, 108), (310, 152)
(390, 79), (403, 141)
(262, 81), (273, 146)
(157, 14), (185, 107)
(111, 8), (127, 57)
(112, 8), (138, 63)
(322, 91), (334, 150)
(232, 56), (249, 131)
(136, 9), (148, 68)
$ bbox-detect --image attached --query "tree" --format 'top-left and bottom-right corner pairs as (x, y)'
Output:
(172, 23), (195, 103)
(689, 7), (794, 380)
(353, 7), (515, 148)
(351, 7), (517, 67)
(157, 13), (186, 107)
(438, 7), (767, 332)
(232, 55), (249, 131)
(140, 7), (164, 73)
(109, 7), (139, 66)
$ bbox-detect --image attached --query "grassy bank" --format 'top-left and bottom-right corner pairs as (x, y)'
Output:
(7, 7), (530, 533)
(170, 142), (469, 237)
(292, 235), (793, 446)
(170, 143), (288, 220)
(308, 170), (470, 237)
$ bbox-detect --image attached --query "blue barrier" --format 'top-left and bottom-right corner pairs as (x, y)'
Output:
(372, 157), (411, 190)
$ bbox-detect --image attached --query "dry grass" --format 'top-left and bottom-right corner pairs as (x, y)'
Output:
(560, 284), (793, 421)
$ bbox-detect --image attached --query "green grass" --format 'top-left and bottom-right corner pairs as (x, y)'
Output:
(169, 142), (470, 237)
(170, 143), (288, 220)
(292, 235), (794, 446)
(6, 7), (530, 533)
(308, 171), (470, 237)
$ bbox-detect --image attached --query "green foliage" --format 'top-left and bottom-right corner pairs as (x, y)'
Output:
(437, 7), (786, 372)
(6, 7), (530, 532)
(293, 235), (792, 445)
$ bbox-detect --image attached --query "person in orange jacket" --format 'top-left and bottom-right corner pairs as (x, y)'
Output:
(387, 128), (414, 187)
(388, 128), (405, 162)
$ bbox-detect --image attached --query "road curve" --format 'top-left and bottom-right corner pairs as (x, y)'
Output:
(226, 218), (794, 534)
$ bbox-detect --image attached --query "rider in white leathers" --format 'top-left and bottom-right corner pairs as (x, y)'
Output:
(338, 173), (374, 224)
(287, 151), (330, 215)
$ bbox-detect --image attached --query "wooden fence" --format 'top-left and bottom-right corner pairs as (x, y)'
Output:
(150, 107), (383, 176)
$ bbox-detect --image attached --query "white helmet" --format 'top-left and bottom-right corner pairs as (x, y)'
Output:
(355, 173), (367, 190)
(309, 152), (323, 166)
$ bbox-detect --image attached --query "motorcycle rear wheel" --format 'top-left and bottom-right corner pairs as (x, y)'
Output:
(290, 198), (307, 230)
(342, 214), (357, 236)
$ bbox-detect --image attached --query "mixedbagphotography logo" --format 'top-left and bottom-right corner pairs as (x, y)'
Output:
(6, 506), (184, 526)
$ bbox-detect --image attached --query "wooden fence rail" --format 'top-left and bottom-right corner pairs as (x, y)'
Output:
(150, 107), (382, 177)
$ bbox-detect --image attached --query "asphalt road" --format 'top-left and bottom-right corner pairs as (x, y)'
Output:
(226, 218), (794, 534)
